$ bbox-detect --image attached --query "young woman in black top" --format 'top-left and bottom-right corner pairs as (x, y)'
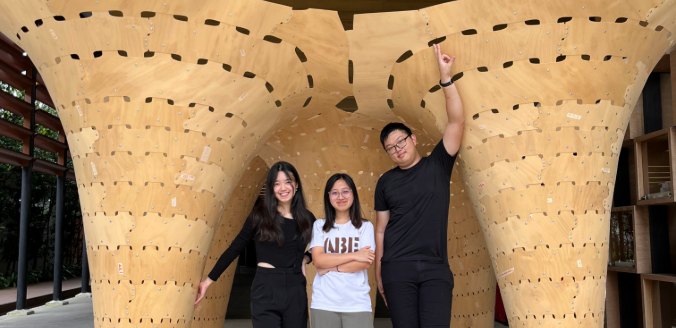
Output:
(194, 161), (315, 328)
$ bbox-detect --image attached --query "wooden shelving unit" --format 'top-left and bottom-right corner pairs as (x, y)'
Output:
(608, 206), (651, 274)
(635, 127), (676, 205)
(641, 274), (676, 328)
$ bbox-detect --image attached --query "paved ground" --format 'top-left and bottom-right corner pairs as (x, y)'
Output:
(0, 296), (509, 328)
(0, 277), (83, 305)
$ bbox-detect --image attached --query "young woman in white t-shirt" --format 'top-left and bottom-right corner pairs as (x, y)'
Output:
(310, 173), (376, 328)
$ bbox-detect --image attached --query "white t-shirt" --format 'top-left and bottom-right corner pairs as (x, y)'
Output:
(310, 218), (375, 313)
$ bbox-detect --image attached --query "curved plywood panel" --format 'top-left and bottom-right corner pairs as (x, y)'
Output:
(0, 0), (672, 327)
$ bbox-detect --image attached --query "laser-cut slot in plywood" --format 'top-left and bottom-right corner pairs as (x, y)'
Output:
(608, 206), (651, 274)
(635, 127), (676, 205)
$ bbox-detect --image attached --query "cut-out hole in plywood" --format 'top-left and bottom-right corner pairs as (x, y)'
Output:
(493, 24), (507, 31)
(263, 35), (282, 43)
(223, 64), (232, 72)
(174, 15), (188, 22)
(396, 50), (413, 63)
(429, 85), (441, 93)
(604, 55), (612, 61)
(303, 97), (312, 107)
(348, 60), (353, 84)
(171, 54), (182, 61)
(556, 55), (566, 62)
(387, 75), (394, 90)
(109, 10), (123, 17)
(616, 17), (628, 23)
(20, 26), (28, 33)
(144, 51), (155, 58)
(452, 72), (464, 81)
(589, 17), (602, 22)
(70, 54), (80, 60)
(34, 19), (43, 27)
(581, 55), (591, 61)
(503, 61), (513, 68)
(265, 82), (274, 93)
(461, 29), (477, 35)
(197, 59), (208, 65)
(243, 72), (255, 79)
(295, 47), (307, 62)
(141, 11), (156, 18)
(428, 36), (446, 47)
(529, 58), (540, 64)
(167, 99), (174, 105)
(79, 12), (92, 18)
(54, 16), (66, 21)
(307, 75), (314, 88)
(225, 113), (234, 118)
(525, 19), (540, 25)
(236, 26), (250, 35)
(557, 17), (572, 23)
(275, 100), (282, 107)
(205, 19), (220, 26)
(387, 99), (394, 109)
(118, 50), (128, 57)
(336, 97), (358, 113)
(420, 100), (426, 108)
(477, 66), (488, 72)
(93, 51), (103, 58)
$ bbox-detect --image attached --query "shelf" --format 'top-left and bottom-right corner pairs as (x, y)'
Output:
(641, 274), (676, 328)
(608, 206), (652, 274)
(635, 127), (676, 205)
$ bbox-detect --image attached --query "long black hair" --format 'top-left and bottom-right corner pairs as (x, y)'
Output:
(252, 161), (313, 246)
(322, 173), (365, 232)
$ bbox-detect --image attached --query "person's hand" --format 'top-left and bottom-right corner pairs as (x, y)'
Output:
(354, 246), (375, 263)
(194, 278), (213, 308)
(302, 256), (309, 277)
(317, 267), (331, 276)
(376, 274), (387, 308)
(433, 43), (455, 84)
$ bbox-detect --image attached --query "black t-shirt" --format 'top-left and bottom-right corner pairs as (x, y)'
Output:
(208, 212), (315, 281)
(375, 140), (456, 264)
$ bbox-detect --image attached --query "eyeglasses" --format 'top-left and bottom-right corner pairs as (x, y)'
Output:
(385, 135), (411, 155)
(329, 189), (352, 199)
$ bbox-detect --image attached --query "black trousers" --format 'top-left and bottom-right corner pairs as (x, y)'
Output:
(381, 260), (454, 328)
(250, 267), (308, 328)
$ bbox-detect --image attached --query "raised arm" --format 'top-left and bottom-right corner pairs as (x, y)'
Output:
(375, 210), (390, 306)
(433, 43), (465, 157)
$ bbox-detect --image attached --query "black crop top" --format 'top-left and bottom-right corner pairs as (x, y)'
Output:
(208, 212), (315, 281)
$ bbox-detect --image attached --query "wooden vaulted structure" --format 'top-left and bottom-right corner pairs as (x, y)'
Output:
(0, 0), (673, 327)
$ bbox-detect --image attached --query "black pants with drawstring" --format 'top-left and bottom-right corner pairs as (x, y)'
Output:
(250, 267), (308, 328)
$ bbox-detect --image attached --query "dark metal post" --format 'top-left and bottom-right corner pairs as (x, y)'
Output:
(16, 67), (38, 310)
(53, 173), (65, 300)
(81, 234), (89, 293)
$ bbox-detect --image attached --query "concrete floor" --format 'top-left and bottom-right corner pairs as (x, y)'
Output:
(0, 296), (509, 328)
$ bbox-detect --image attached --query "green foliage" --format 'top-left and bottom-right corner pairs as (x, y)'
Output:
(0, 81), (83, 288)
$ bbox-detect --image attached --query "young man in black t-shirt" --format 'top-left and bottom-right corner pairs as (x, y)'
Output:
(374, 44), (465, 327)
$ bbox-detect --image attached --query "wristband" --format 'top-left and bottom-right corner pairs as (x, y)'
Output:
(440, 79), (453, 87)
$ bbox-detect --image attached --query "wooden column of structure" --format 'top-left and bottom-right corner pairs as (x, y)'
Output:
(0, 0), (673, 327)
